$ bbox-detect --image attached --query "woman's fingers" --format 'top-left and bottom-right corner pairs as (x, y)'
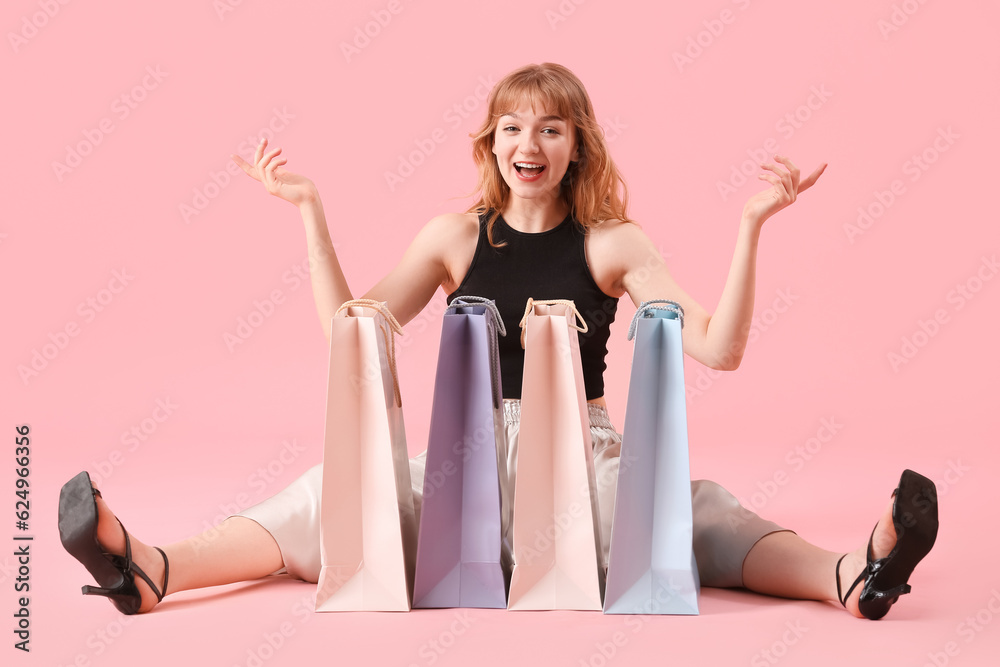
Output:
(258, 146), (284, 192)
(231, 153), (256, 179)
(265, 157), (287, 180)
(235, 137), (306, 203)
(758, 163), (792, 199)
(761, 156), (811, 200)
(758, 161), (788, 179)
(745, 156), (826, 225)
(797, 163), (828, 193)
(757, 172), (791, 200)
(253, 137), (267, 166)
(233, 138), (281, 183)
(773, 155), (800, 184)
(259, 146), (282, 171)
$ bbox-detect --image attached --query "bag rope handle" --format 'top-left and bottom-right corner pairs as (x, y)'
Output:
(627, 299), (685, 341)
(448, 296), (507, 337)
(449, 296), (506, 409)
(335, 299), (404, 406)
(518, 298), (589, 349)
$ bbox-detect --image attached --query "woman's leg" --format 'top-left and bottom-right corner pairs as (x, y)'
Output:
(92, 486), (284, 614)
(741, 498), (898, 618)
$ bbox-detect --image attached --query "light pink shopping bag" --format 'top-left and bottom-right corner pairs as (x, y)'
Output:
(316, 299), (417, 612)
(507, 298), (605, 611)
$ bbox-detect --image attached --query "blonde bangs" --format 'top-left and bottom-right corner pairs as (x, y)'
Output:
(489, 72), (576, 124)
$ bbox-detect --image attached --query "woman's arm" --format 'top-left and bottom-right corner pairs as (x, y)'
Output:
(234, 139), (353, 340)
(595, 155), (826, 370)
(691, 213), (761, 370)
(234, 139), (464, 340)
(297, 196), (353, 341)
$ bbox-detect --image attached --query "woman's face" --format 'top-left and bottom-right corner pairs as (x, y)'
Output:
(492, 100), (579, 205)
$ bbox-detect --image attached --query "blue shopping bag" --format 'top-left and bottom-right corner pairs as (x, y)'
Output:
(604, 300), (700, 615)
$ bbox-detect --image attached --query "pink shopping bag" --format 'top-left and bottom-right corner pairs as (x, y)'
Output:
(316, 299), (417, 612)
(507, 298), (605, 611)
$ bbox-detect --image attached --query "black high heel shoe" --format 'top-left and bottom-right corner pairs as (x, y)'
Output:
(58, 471), (169, 615)
(836, 469), (939, 620)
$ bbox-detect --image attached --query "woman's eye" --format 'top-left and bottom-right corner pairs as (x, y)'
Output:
(502, 125), (518, 132)
(542, 128), (558, 135)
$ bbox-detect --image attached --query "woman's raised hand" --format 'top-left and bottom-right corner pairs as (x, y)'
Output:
(742, 155), (826, 228)
(232, 138), (317, 207)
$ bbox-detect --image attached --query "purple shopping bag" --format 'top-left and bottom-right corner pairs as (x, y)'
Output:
(412, 296), (510, 608)
(604, 300), (699, 615)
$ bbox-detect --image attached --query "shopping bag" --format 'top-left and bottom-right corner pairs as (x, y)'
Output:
(412, 296), (510, 608)
(603, 300), (700, 615)
(507, 298), (605, 611)
(316, 299), (417, 612)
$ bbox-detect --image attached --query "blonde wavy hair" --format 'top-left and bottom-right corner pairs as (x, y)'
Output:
(466, 63), (632, 246)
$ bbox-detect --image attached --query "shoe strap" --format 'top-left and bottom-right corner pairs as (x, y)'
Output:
(127, 548), (168, 602)
(839, 561), (869, 607)
(838, 482), (909, 612)
(155, 547), (169, 598)
(835, 553), (869, 607)
(109, 517), (168, 602)
(838, 524), (879, 607)
(835, 554), (847, 606)
(92, 483), (169, 603)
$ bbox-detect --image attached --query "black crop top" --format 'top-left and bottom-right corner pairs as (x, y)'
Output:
(448, 211), (619, 400)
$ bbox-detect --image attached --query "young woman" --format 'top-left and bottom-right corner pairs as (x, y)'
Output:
(58, 63), (938, 619)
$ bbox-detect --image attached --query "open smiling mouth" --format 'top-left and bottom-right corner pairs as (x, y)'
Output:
(514, 162), (546, 177)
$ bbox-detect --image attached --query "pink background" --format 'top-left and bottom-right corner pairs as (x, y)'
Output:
(3, 0), (998, 664)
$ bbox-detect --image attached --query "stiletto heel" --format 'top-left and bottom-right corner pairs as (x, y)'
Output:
(836, 469), (939, 620)
(58, 471), (169, 615)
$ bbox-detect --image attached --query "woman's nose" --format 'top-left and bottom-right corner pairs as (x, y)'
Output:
(519, 133), (539, 155)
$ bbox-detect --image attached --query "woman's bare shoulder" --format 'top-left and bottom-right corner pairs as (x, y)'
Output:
(587, 218), (654, 261)
(414, 212), (480, 294)
(588, 217), (644, 241)
(422, 211), (480, 237)
(586, 218), (655, 297)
